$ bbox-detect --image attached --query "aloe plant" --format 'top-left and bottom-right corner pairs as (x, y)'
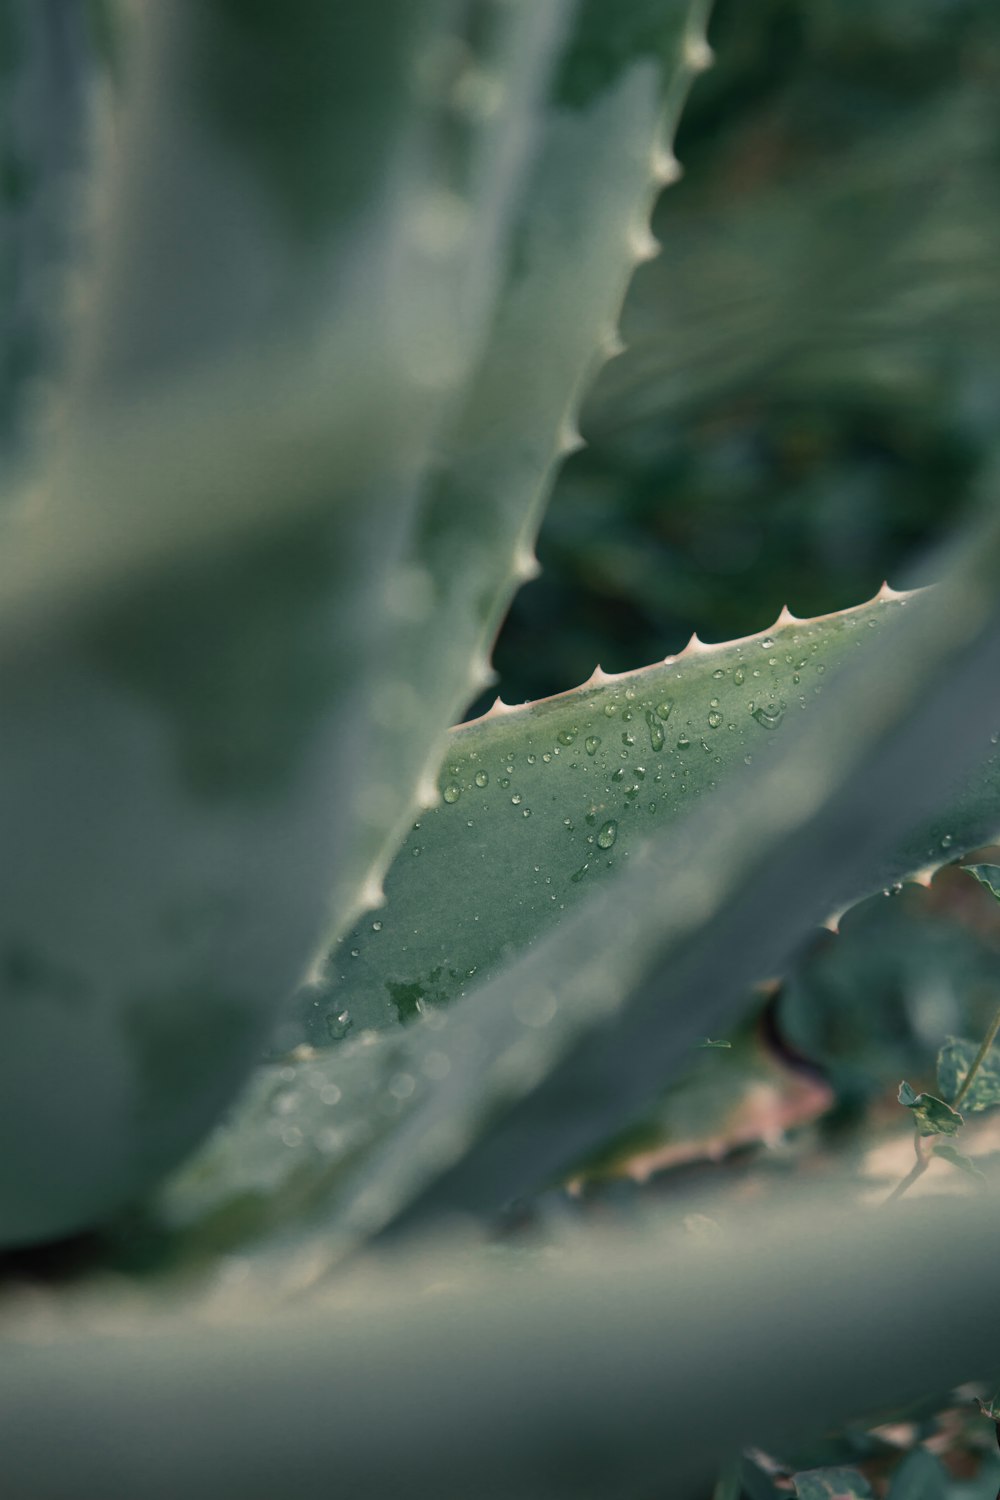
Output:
(2, 4), (1000, 1498)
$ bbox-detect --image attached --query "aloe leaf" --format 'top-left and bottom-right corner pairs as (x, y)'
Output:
(0, 0), (99, 464)
(329, 501), (1000, 1241)
(2, 1188), (1000, 1500)
(286, 590), (951, 1046)
(331, 0), (713, 933)
(0, 2), (565, 1248)
(168, 573), (1000, 1252)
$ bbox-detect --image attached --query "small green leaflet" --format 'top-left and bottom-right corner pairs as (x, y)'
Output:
(897, 1081), (963, 1136)
(965, 863), (1000, 902)
(698, 1038), (732, 1049)
(937, 1036), (1000, 1112)
(933, 1140), (986, 1183)
(792, 1467), (874, 1499)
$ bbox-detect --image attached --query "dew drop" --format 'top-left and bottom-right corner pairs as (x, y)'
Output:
(603, 703), (617, 718)
(940, 833), (954, 850)
(622, 731), (635, 747)
(570, 863), (590, 883)
(759, 637), (774, 649)
(752, 703), (785, 730)
(557, 729), (576, 746)
(656, 700), (673, 721)
(372, 920), (383, 932)
(474, 770), (489, 788)
(522, 807), (532, 817)
(327, 1009), (353, 1042)
(443, 783), (461, 804)
(734, 666), (746, 686)
(499, 776), (510, 789)
(677, 734), (691, 750)
(712, 668), (725, 680)
(707, 710), (723, 729)
(646, 710), (665, 751)
(585, 736), (601, 755)
(596, 820), (618, 848)
(611, 767), (625, 783)
(625, 687), (636, 701)
(511, 793), (522, 805)
(542, 752), (552, 763)
(526, 754), (536, 765)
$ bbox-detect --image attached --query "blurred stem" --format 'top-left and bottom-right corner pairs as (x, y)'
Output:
(883, 1133), (931, 1206)
(953, 999), (1000, 1109)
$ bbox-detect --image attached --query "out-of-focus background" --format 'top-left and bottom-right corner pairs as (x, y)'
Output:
(482, 0), (1000, 712)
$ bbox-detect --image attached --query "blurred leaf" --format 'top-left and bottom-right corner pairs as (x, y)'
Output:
(792, 1470), (873, 1499)
(897, 1082), (963, 1137)
(885, 1448), (949, 1499)
(931, 1141), (986, 1184)
(937, 1036), (1000, 1112)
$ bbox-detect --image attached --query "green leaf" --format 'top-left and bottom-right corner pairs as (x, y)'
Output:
(963, 863), (1000, 901)
(5, 1186), (1000, 1500)
(897, 1082), (963, 1137)
(349, 501), (1000, 1241)
(937, 1035), (1000, 1112)
(792, 1470), (873, 1500)
(289, 590), (968, 1046)
(319, 0), (710, 945)
(885, 1449), (949, 1500)
(0, 0), (575, 1249)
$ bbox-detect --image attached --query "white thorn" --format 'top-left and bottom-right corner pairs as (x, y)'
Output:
(513, 547), (541, 583)
(876, 580), (905, 601)
(584, 664), (611, 688)
(628, 223), (661, 263)
(680, 631), (710, 657)
(557, 416), (585, 456)
(358, 874), (386, 912)
(488, 695), (520, 718)
(650, 144), (682, 186)
(601, 327), (627, 360)
(774, 604), (798, 627)
(684, 34), (714, 72)
(467, 653), (496, 693)
(416, 775), (440, 808)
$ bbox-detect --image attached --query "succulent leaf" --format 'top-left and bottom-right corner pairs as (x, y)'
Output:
(0, 0), (561, 1248)
(332, 0), (711, 933)
(283, 589), (1000, 1050)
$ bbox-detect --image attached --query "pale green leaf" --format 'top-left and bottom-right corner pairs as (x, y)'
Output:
(897, 1082), (963, 1137)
